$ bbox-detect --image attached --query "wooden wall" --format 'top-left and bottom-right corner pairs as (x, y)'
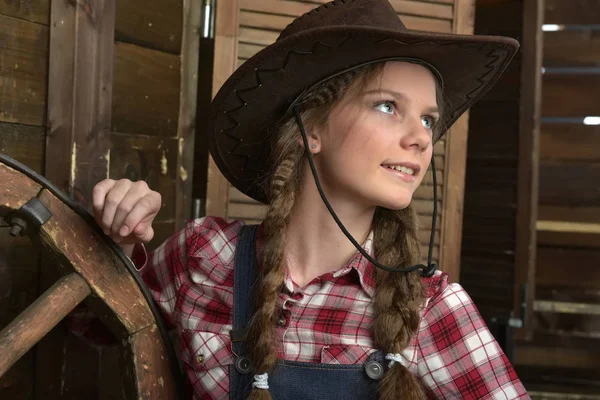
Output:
(206, 0), (475, 277)
(459, 0), (524, 321)
(0, 0), (199, 397)
(514, 0), (600, 395)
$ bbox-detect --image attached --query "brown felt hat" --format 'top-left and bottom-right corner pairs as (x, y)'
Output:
(208, 0), (519, 204)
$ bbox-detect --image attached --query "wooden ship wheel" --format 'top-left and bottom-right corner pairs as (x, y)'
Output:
(0, 153), (184, 399)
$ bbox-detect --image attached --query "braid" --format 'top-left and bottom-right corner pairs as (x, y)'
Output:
(246, 146), (303, 400)
(372, 206), (427, 399)
(245, 67), (373, 400)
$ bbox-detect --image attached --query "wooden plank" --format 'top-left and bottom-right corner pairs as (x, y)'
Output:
(0, 14), (48, 126)
(239, 9), (453, 34)
(0, 0), (49, 25)
(241, 0), (453, 21)
(0, 273), (91, 378)
(401, 15), (453, 33)
(539, 163), (600, 207)
(303, 0), (454, 19)
(537, 220), (600, 234)
(545, 0), (600, 25)
(540, 124), (600, 163)
(115, 0), (182, 55)
(239, 27), (278, 46)
(206, 0), (239, 218)
(175, 0), (202, 230)
(534, 300), (600, 316)
(514, 344), (600, 369)
(440, 114), (469, 278)
(514, 0), (542, 341)
(0, 122), (45, 173)
(109, 133), (178, 221)
(537, 230), (600, 248)
(240, 10), (292, 31)
(536, 246), (600, 290)
(112, 42), (180, 137)
(46, 0), (115, 203)
(542, 73), (600, 117)
(544, 30), (600, 68)
(538, 205), (600, 224)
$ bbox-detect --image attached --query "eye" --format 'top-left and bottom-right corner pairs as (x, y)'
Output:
(374, 100), (396, 115)
(421, 115), (437, 130)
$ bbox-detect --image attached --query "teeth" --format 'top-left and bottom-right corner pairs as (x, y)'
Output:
(387, 165), (415, 175)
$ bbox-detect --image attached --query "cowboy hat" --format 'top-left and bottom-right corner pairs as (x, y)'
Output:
(208, 0), (519, 204)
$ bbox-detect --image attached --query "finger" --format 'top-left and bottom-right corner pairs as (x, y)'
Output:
(101, 180), (132, 235)
(133, 223), (155, 243)
(111, 181), (149, 237)
(92, 179), (116, 224)
(119, 192), (160, 237)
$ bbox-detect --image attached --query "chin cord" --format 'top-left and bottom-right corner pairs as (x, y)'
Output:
(293, 106), (437, 278)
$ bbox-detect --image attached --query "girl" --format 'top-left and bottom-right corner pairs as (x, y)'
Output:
(91, 0), (528, 398)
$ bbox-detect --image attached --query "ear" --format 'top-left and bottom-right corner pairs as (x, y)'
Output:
(296, 125), (323, 154)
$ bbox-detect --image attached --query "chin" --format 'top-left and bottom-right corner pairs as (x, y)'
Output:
(374, 193), (413, 211)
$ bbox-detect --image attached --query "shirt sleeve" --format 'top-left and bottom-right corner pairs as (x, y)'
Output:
(416, 282), (529, 399)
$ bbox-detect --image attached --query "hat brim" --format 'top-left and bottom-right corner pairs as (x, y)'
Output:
(208, 25), (519, 204)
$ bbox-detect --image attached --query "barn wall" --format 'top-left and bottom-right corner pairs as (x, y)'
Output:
(0, 1), (49, 397)
(460, 0), (523, 322)
(515, 0), (600, 394)
(0, 0), (197, 397)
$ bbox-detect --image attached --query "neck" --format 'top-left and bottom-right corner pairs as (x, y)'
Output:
(284, 167), (375, 288)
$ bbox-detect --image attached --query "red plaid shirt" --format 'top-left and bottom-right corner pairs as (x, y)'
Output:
(89, 217), (529, 399)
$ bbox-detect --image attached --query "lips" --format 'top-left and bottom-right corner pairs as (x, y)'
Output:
(381, 162), (421, 177)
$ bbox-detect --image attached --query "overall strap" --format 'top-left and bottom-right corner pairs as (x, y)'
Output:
(230, 224), (260, 399)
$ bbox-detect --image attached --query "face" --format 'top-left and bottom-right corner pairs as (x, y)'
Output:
(311, 61), (438, 211)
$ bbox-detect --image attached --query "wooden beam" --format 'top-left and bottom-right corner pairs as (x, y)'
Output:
(0, 14), (49, 127)
(537, 220), (600, 234)
(514, 0), (543, 341)
(438, 0), (475, 281)
(0, 273), (91, 378)
(205, 0), (239, 218)
(46, 0), (115, 205)
(175, 0), (202, 230)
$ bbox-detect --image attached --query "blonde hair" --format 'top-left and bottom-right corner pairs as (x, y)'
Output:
(245, 62), (445, 400)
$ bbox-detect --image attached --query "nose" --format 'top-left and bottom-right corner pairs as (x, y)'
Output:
(400, 115), (431, 152)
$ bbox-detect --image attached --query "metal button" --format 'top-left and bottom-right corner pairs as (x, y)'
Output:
(277, 314), (287, 326)
(195, 354), (205, 364)
(235, 356), (253, 374)
(364, 360), (384, 380)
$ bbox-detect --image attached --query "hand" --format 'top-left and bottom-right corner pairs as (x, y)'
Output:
(92, 179), (161, 246)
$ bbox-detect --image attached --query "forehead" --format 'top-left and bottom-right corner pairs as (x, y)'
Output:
(365, 61), (438, 95)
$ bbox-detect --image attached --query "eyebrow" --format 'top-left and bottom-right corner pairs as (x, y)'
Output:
(364, 89), (440, 115)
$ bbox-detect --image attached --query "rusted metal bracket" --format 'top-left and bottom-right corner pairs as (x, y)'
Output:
(8, 197), (52, 237)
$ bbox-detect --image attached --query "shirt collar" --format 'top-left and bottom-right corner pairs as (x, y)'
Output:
(281, 230), (376, 298)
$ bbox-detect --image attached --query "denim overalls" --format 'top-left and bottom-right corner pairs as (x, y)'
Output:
(229, 225), (386, 400)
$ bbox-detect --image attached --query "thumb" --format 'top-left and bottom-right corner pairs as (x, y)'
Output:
(133, 223), (155, 243)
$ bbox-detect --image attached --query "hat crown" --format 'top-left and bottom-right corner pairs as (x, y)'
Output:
(279, 0), (406, 41)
